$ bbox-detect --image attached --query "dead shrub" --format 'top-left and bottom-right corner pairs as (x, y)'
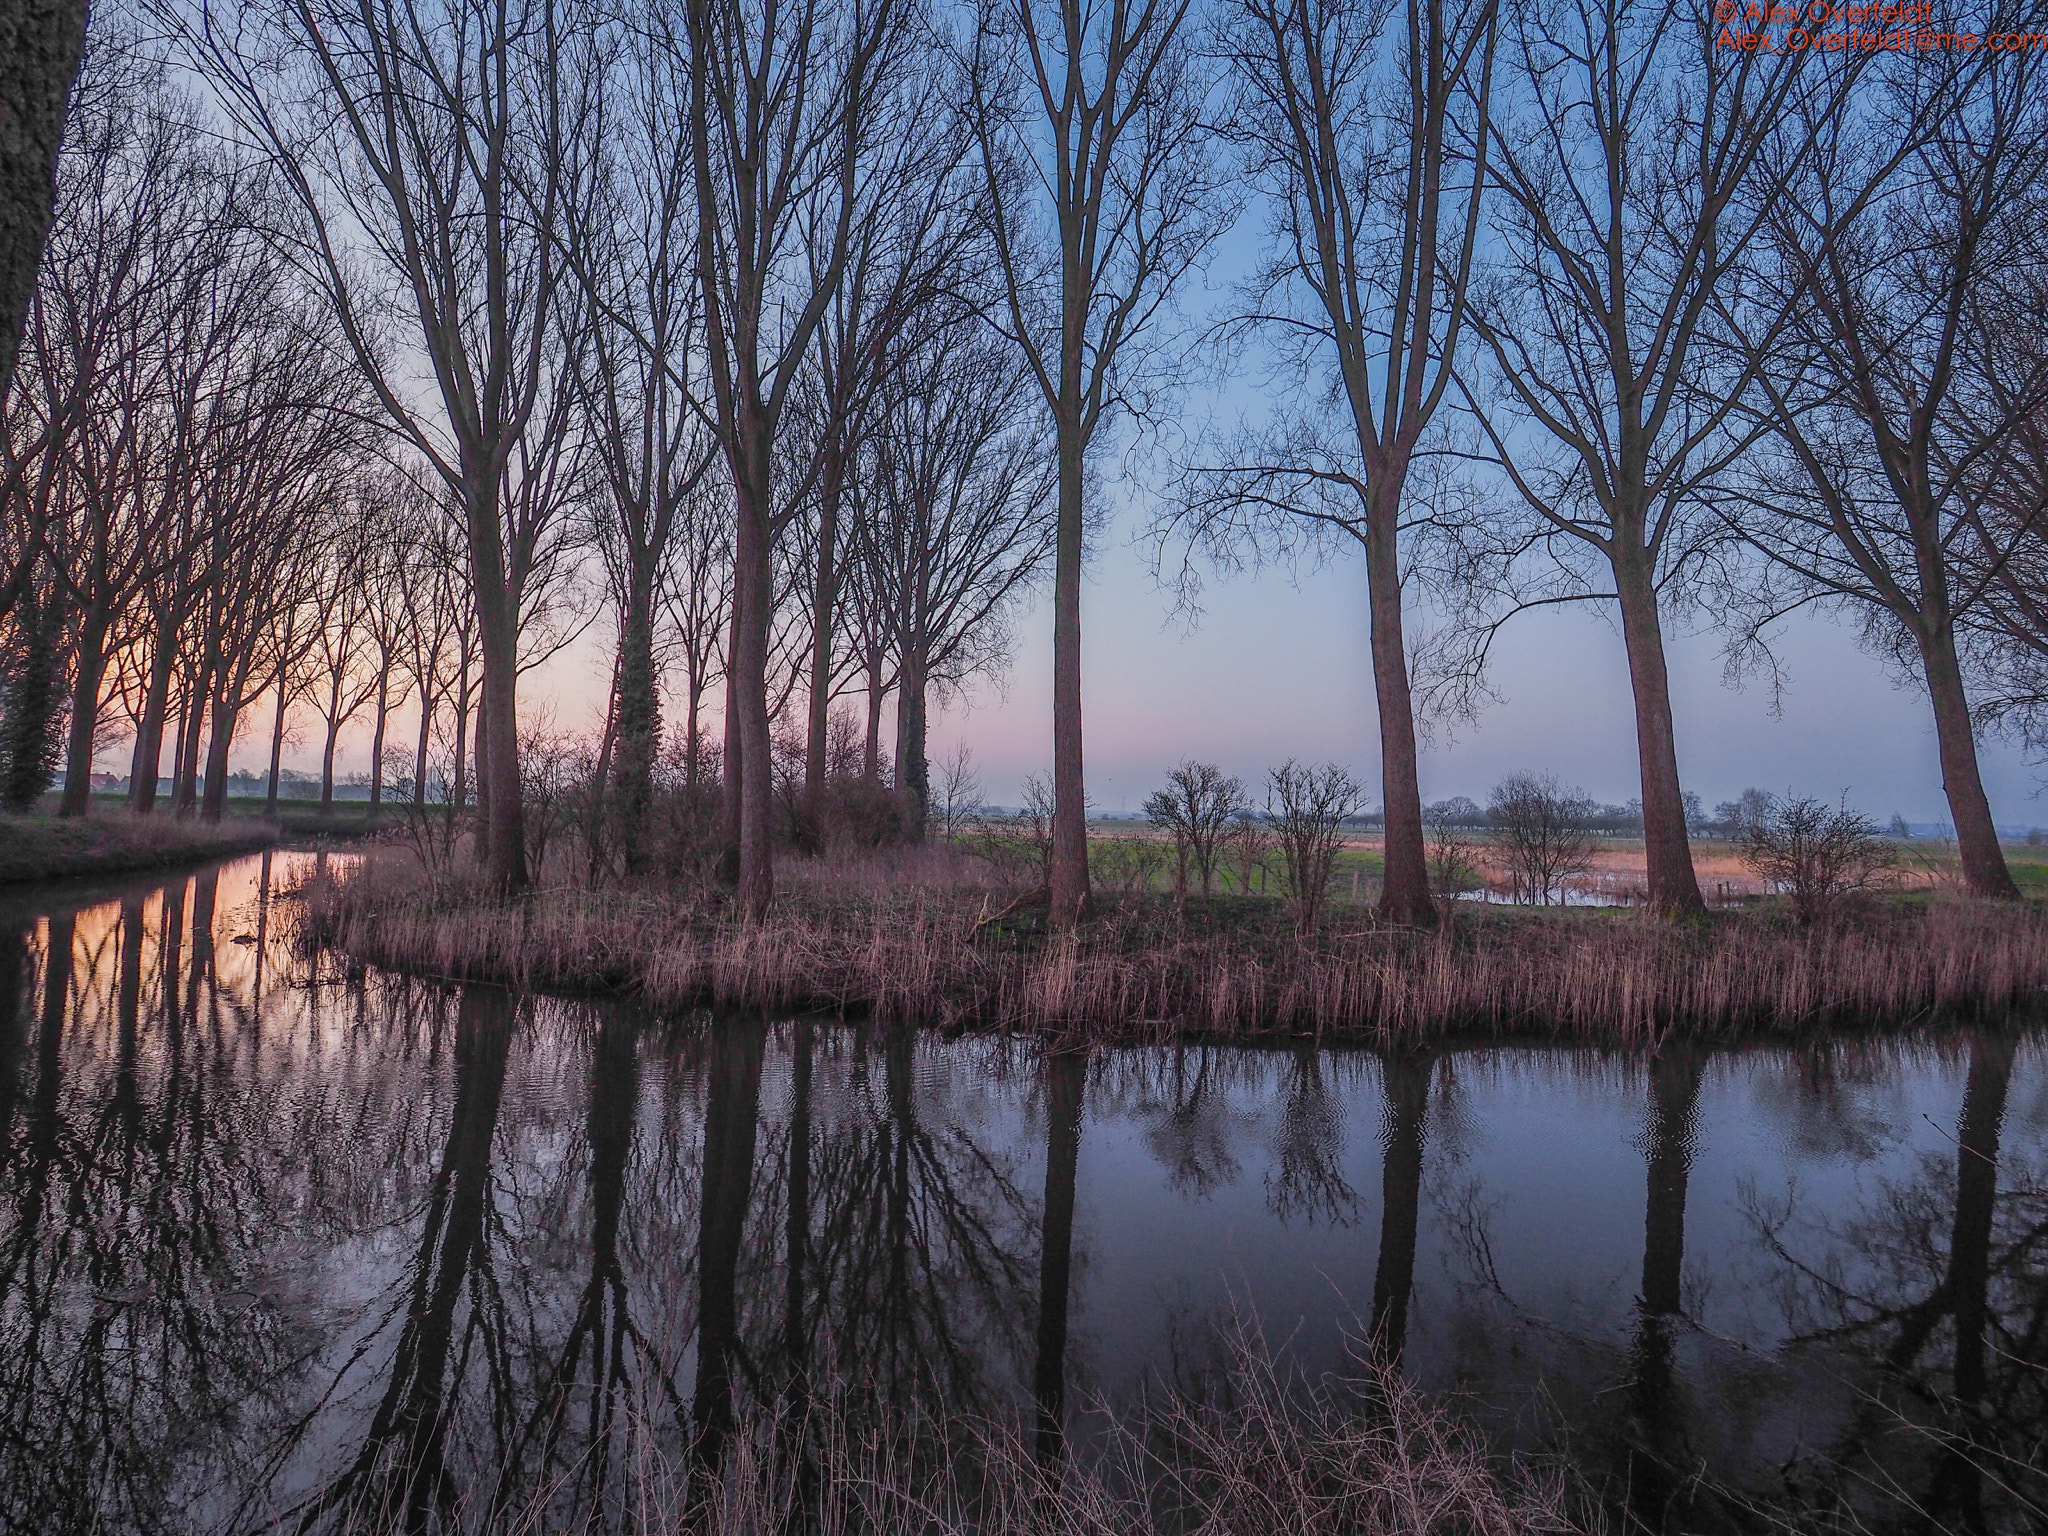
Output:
(1488, 774), (1595, 905)
(1740, 793), (1899, 922)
(1268, 762), (1366, 935)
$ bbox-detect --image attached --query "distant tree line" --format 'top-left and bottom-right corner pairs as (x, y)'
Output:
(0, 0), (2041, 928)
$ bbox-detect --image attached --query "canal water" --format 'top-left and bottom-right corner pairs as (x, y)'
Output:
(0, 854), (2040, 1533)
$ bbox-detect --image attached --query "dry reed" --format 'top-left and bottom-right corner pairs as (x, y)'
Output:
(296, 855), (2048, 1044)
(296, 1327), (1582, 1536)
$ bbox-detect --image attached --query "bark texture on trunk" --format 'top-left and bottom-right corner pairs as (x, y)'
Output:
(727, 446), (776, 920)
(803, 441), (845, 810)
(1049, 416), (1090, 925)
(895, 648), (928, 842)
(1919, 627), (2018, 898)
(55, 606), (107, 816)
(1614, 545), (1705, 914)
(128, 628), (175, 814)
(613, 570), (659, 859)
(1365, 489), (1434, 926)
(0, 0), (87, 396)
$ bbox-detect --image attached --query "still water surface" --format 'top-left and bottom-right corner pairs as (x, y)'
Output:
(0, 855), (2041, 1533)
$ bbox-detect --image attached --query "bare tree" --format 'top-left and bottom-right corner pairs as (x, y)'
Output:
(660, 474), (732, 796)
(1180, 0), (1498, 927)
(1143, 759), (1245, 904)
(1487, 770), (1593, 905)
(1459, 0), (1841, 915)
(684, 0), (916, 915)
(857, 322), (1055, 838)
(306, 517), (380, 817)
(795, 66), (977, 815)
(1267, 759), (1363, 933)
(166, 0), (590, 889)
(1739, 793), (1896, 924)
(1731, 41), (2047, 899)
(563, 13), (716, 854)
(966, 0), (1224, 925)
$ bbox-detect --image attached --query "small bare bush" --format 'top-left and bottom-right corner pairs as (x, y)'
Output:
(1424, 798), (1482, 899)
(1225, 808), (1276, 895)
(973, 772), (1057, 889)
(1488, 774), (1595, 906)
(1268, 761), (1365, 935)
(931, 741), (986, 841)
(1741, 793), (1898, 922)
(1091, 834), (1167, 899)
(1143, 760), (1246, 906)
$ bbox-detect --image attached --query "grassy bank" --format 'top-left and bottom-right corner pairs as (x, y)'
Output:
(300, 852), (2048, 1043)
(0, 812), (279, 885)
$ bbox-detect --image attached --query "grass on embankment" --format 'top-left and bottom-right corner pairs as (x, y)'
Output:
(0, 812), (278, 885)
(300, 852), (2048, 1043)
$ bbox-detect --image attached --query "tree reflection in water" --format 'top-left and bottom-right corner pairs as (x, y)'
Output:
(0, 857), (2043, 1534)
(1753, 1031), (2046, 1534)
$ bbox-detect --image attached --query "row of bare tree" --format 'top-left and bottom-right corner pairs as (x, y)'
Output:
(2, 0), (2046, 929)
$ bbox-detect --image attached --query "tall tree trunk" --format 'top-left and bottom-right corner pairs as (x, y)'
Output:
(472, 681), (492, 866)
(1049, 413), (1091, 926)
(804, 442), (845, 809)
(614, 567), (660, 857)
(463, 470), (527, 893)
(863, 646), (884, 783)
(368, 663), (390, 809)
(0, 0), (88, 397)
(172, 652), (214, 816)
(1613, 541), (1705, 914)
(128, 624), (175, 814)
(1365, 486), (1434, 926)
(319, 681), (341, 817)
(895, 645), (928, 842)
(412, 680), (434, 807)
(265, 677), (289, 814)
(1918, 626), (2017, 898)
(720, 587), (744, 887)
(451, 658), (471, 808)
(685, 673), (704, 795)
(55, 604), (108, 816)
(729, 457), (775, 921)
(199, 696), (240, 822)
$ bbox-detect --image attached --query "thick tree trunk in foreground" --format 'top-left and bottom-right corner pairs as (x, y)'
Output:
(1614, 544), (1705, 914)
(1365, 490), (1434, 926)
(0, 0), (87, 396)
(727, 452), (776, 920)
(895, 648), (928, 841)
(613, 568), (660, 851)
(804, 444), (846, 810)
(129, 630), (176, 814)
(1919, 626), (2018, 899)
(55, 606), (108, 816)
(1049, 416), (1090, 924)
